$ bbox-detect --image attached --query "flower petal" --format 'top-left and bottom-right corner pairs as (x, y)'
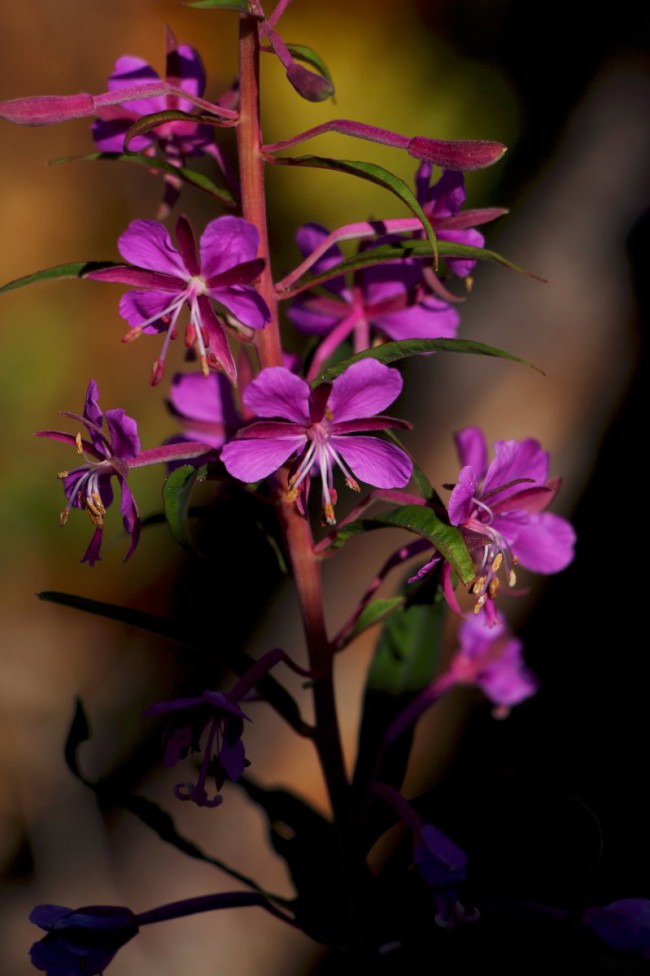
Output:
(447, 466), (478, 526)
(210, 285), (269, 330)
(454, 427), (488, 479)
(328, 359), (403, 422)
(170, 371), (237, 428)
(119, 289), (182, 333)
(332, 435), (412, 488)
(118, 219), (187, 277)
(243, 367), (310, 424)
(511, 513), (576, 574)
(483, 437), (550, 499)
(199, 216), (260, 278)
(375, 298), (460, 341)
(104, 408), (140, 460)
(438, 228), (484, 277)
(221, 435), (305, 483)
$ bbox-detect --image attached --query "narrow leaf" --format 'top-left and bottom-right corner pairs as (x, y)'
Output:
(312, 337), (542, 385)
(353, 601), (446, 828)
(180, 0), (258, 10)
(162, 464), (207, 553)
(269, 154), (438, 263)
(64, 697), (93, 785)
(0, 261), (119, 296)
(37, 592), (305, 734)
(280, 237), (538, 297)
(122, 795), (286, 899)
(51, 152), (236, 207)
(345, 596), (405, 644)
(123, 109), (228, 154)
(370, 504), (474, 584)
(285, 44), (334, 86)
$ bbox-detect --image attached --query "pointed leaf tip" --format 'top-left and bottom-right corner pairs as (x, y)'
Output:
(408, 137), (507, 172)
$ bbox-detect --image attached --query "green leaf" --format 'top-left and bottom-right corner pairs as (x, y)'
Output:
(123, 109), (231, 154)
(325, 503), (472, 582)
(121, 795), (288, 900)
(312, 336), (542, 385)
(0, 260), (119, 296)
(180, 0), (258, 10)
(38, 592), (306, 735)
(64, 697), (93, 786)
(352, 601), (446, 827)
(269, 154), (438, 262)
(162, 464), (208, 553)
(286, 44), (334, 86)
(343, 596), (405, 646)
(51, 152), (236, 208)
(280, 238), (536, 296)
(370, 504), (474, 585)
(367, 602), (445, 695)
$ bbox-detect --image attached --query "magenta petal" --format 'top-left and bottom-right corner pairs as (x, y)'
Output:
(221, 435), (306, 482)
(332, 435), (412, 488)
(119, 289), (181, 332)
(195, 295), (236, 385)
(104, 409), (140, 459)
(81, 527), (104, 566)
(454, 427), (488, 478)
(170, 371), (235, 425)
(511, 513), (576, 573)
(243, 368), (310, 424)
(448, 466), (478, 525)
(328, 359), (403, 422)
(376, 299), (460, 341)
(199, 216), (260, 278)
(83, 379), (103, 430)
(286, 298), (342, 336)
(118, 219), (187, 277)
(438, 228), (484, 278)
(210, 286), (269, 330)
(483, 438), (549, 497)
(173, 44), (207, 103)
(477, 641), (538, 707)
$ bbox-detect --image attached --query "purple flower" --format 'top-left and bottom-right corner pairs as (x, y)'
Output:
(91, 29), (214, 159)
(446, 426), (575, 621)
(144, 690), (250, 808)
(87, 215), (269, 385)
(37, 380), (218, 564)
(415, 163), (504, 278)
(168, 369), (240, 451)
(448, 612), (538, 713)
(413, 823), (467, 889)
(583, 899), (650, 958)
(36, 380), (141, 566)
(287, 224), (459, 366)
(221, 359), (413, 524)
(29, 904), (138, 976)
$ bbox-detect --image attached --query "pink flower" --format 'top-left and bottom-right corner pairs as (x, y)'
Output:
(221, 359), (413, 523)
(87, 216), (269, 385)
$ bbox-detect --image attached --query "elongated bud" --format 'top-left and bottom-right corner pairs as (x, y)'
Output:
(408, 137), (507, 171)
(286, 63), (334, 103)
(0, 93), (95, 126)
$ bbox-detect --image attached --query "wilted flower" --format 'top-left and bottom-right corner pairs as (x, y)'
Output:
(144, 690), (250, 808)
(29, 904), (138, 976)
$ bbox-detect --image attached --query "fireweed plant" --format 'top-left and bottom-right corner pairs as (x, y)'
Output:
(1, 2), (646, 972)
